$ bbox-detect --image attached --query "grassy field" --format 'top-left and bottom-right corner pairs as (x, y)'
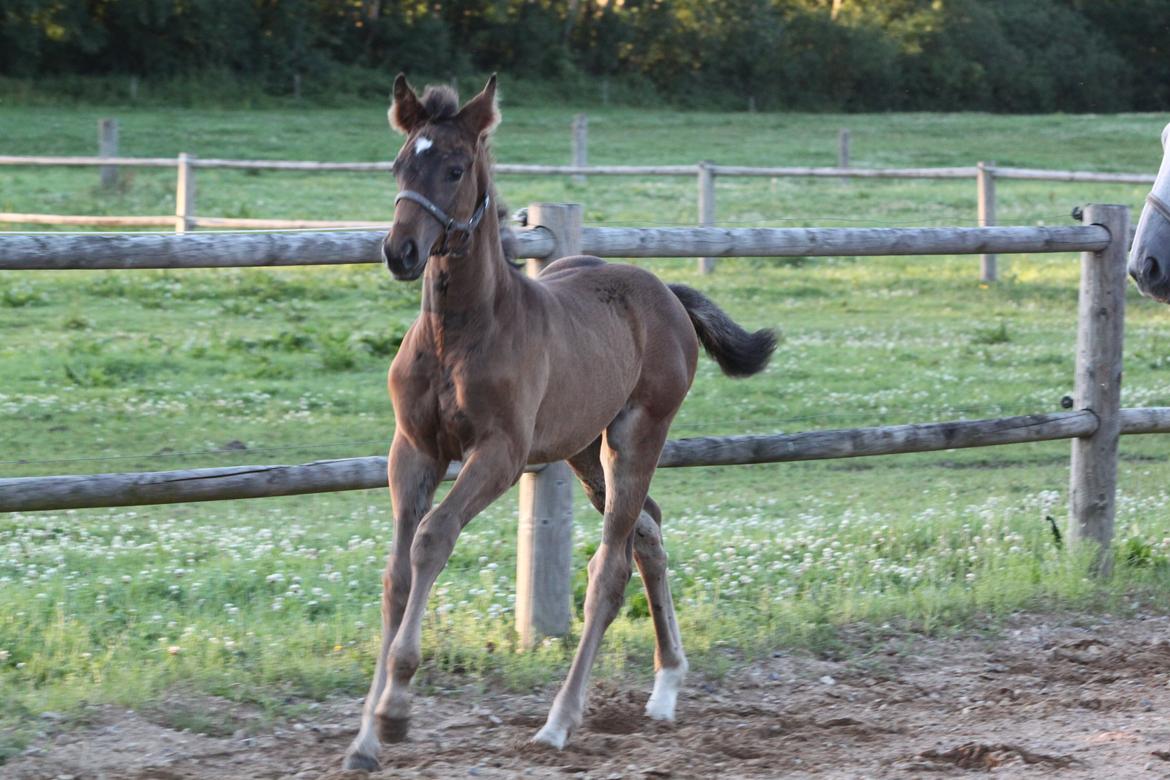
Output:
(2, 103), (1170, 759)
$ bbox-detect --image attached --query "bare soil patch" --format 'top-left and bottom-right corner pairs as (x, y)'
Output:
(6, 613), (1170, 779)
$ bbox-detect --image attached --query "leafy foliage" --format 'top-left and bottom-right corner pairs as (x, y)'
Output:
(0, 0), (1164, 111)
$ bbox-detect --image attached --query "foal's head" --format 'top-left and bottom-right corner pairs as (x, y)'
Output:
(382, 74), (500, 281)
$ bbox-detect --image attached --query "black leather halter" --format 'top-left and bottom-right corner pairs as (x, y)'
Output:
(394, 189), (491, 257)
(1148, 193), (1170, 223)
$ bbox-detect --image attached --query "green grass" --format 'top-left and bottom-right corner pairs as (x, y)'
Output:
(3, 104), (1170, 759)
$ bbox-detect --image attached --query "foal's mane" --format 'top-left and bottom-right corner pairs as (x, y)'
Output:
(418, 85), (460, 121)
(417, 84), (518, 265)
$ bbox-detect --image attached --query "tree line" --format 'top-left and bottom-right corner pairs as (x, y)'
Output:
(2, 0), (1167, 112)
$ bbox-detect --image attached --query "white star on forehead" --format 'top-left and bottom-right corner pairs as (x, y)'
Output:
(414, 136), (433, 155)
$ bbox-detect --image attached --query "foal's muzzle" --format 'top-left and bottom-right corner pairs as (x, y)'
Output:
(382, 234), (426, 281)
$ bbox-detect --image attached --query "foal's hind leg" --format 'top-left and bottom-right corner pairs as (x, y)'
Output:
(566, 440), (688, 723)
(534, 407), (674, 748)
(633, 497), (688, 721)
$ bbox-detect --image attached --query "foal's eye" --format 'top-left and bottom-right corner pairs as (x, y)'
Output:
(447, 166), (464, 181)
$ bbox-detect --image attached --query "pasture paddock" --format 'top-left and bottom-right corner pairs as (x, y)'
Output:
(2, 196), (1170, 748)
(4, 108), (1170, 768)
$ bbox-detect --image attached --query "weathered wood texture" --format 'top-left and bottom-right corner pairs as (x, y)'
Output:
(516, 203), (582, 646)
(0, 155), (1153, 184)
(576, 224), (1110, 258)
(98, 119), (119, 189)
(0, 155), (177, 167)
(0, 228), (552, 269)
(195, 159), (394, 171)
(571, 114), (588, 185)
(697, 161), (716, 274)
(9, 408), (1170, 514)
(0, 214), (174, 227)
(1069, 204), (1130, 575)
(494, 164), (696, 176)
(837, 129), (850, 169)
(977, 161), (998, 282)
(709, 165), (977, 179)
(516, 461), (575, 645)
(655, 410), (1100, 467)
(175, 153), (195, 233)
(0, 231), (389, 269)
(0, 224), (1110, 271)
(526, 204), (582, 270)
(992, 167), (1155, 184)
(194, 217), (389, 229)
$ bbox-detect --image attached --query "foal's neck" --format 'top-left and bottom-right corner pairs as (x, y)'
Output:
(419, 192), (516, 343)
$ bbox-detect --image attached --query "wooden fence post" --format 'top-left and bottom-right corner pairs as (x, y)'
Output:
(698, 161), (716, 274)
(175, 153), (196, 233)
(516, 203), (580, 648)
(571, 114), (588, 185)
(977, 161), (997, 282)
(837, 128), (850, 169)
(1068, 203), (1129, 577)
(98, 118), (119, 189)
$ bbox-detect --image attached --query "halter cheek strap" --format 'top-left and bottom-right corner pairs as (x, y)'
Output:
(1148, 193), (1170, 223)
(394, 189), (491, 256)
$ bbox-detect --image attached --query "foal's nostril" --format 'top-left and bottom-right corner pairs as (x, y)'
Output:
(401, 239), (419, 268)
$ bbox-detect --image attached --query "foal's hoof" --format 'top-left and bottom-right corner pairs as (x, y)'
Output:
(342, 749), (381, 772)
(531, 723), (569, 750)
(377, 715), (411, 743)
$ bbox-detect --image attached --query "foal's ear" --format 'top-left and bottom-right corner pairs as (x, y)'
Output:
(1162, 122), (1170, 150)
(457, 74), (500, 138)
(389, 73), (428, 135)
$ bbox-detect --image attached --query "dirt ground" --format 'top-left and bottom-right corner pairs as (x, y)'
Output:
(6, 613), (1170, 779)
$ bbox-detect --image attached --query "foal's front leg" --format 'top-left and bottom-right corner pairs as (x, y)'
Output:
(344, 439), (446, 771)
(374, 443), (520, 743)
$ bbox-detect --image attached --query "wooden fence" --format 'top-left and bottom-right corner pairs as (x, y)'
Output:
(0, 117), (1156, 282)
(0, 202), (1150, 642)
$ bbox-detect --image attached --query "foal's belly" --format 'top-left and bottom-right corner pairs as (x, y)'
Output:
(526, 357), (640, 464)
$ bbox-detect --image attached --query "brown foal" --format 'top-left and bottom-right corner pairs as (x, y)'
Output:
(344, 74), (776, 770)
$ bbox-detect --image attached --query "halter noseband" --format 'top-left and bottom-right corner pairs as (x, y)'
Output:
(394, 189), (491, 257)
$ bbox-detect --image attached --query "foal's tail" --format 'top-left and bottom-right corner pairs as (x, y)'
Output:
(669, 284), (776, 377)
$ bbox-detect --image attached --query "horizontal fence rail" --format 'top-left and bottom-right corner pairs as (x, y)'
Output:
(571, 224), (1111, 258)
(0, 223), (1112, 270)
(0, 155), (1156, 184)
(0, 213), (176, 228)
(5, 409), (1169, 513)
(992, 167), (1156, 185)
(1, 151), (1150, 281)
(708, 165), (978, 179)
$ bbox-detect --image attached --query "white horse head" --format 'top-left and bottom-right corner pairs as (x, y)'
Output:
(1129, 122), (1170, 301)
